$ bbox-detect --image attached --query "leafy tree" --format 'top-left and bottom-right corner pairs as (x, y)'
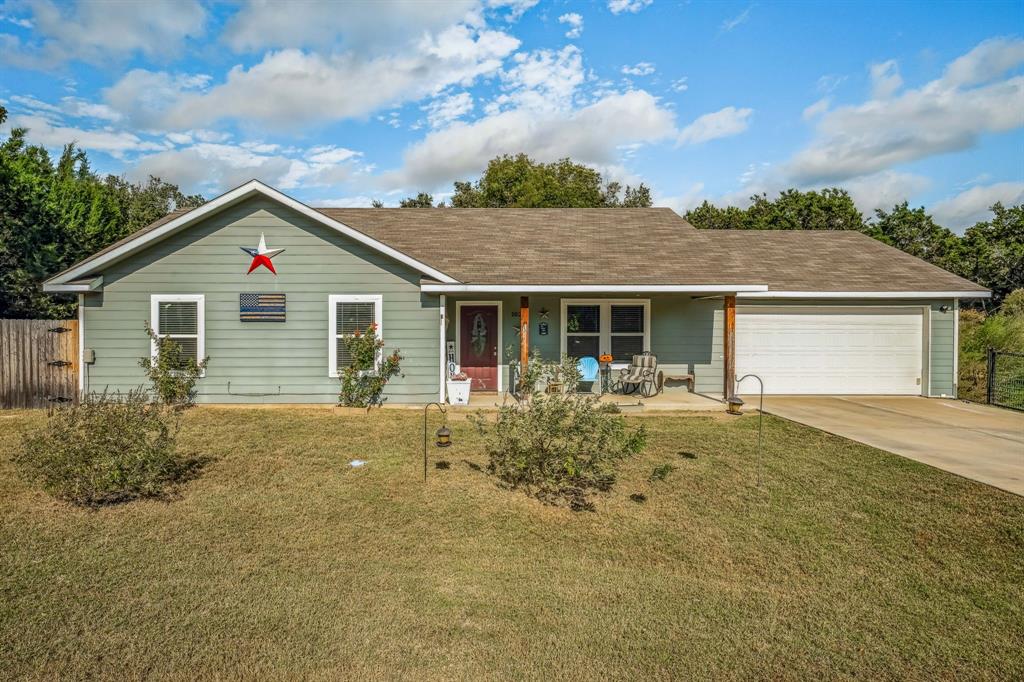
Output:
(866, 201), (958, 262)
(371, 199), (384, 208)
(399, 192), (437, 208)
(449, 154), (651, 208)
(0, 106), (204, 318)
(686, 188), (864, 231)
(944, 203), (1023, 307)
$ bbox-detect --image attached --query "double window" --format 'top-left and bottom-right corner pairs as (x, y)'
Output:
(562, 299), (649, 362)
(328, 294), (383, 377)
(150, 294), (205, 371)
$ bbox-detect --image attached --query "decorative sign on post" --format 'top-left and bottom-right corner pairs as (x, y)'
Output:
(240, 293), (286, 322)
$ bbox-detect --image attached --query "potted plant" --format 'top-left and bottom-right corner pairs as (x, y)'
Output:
(447, 371), (472, 405)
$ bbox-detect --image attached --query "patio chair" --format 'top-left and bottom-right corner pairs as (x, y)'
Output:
(616, 352), (661, 398)
(577, 356), (599, 392)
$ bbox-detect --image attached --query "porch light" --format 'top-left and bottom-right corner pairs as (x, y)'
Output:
(726, 395), (745, 415)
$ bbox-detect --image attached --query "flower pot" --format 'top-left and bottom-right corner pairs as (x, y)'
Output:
(447, 379), (472, 405)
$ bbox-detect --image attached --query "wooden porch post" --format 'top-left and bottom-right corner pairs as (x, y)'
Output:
(723, 294), (736, 399)
(519, 296), (529, 373)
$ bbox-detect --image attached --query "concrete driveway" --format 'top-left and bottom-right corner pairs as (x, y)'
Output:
(751, 396), (1024, 496)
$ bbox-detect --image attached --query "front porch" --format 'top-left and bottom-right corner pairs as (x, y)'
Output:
(440, 290), (743, 404)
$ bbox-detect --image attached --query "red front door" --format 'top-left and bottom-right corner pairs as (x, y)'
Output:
(460, 305), (499, 390)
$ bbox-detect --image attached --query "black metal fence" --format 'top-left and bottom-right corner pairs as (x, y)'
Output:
(987, 349), (1024, 411)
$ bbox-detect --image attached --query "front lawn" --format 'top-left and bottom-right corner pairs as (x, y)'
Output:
(1, 408), (1021, 679)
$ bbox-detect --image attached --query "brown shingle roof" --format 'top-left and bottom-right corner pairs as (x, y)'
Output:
(50, 202), (987, 294)
(320, 208), (986, 292)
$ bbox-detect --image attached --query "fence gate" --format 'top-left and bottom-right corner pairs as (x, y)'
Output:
(986, 349), (1024, 412)
(0, 319), (79, 409)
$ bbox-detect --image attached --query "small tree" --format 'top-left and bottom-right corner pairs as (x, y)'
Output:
(473, 351), (646, 510)
(140, 322), (208, 406)
(338, 324), (403, 408)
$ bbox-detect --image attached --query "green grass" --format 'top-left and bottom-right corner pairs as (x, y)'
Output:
(1, 408), (1022, 679)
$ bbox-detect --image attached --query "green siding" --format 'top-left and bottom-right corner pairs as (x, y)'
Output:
(445, 294), (724, 394)
(445, 295), (958, 398)
(82, 197), (440, 404)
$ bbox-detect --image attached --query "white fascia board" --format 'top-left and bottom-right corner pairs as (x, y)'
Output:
(46, 179), (459, 286)
(738, 290), (992, 299)
(43, 275), (103, 293)
(421, 283), (770, 293)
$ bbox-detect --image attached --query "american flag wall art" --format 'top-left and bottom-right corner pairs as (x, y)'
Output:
(240, 293), (286, 322)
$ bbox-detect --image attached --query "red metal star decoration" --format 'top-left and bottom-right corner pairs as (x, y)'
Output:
(240, 233), (285, 275)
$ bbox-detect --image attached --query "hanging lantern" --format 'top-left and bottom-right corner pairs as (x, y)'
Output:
(435, 425), (452, 447)
(727, 395), (745, 415)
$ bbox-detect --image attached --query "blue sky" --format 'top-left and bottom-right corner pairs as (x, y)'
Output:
(1, 0), (1022, 231)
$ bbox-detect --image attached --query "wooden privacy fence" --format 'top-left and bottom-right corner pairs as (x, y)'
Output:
(0, 319), (79, 408)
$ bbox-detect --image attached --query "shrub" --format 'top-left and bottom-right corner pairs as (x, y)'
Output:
(958, 297), (1024, 402)
(140, 322), (208, 406)
(473, 351), (646, 510)
(16, 389), (199, 506)
(338, 324), (403, 408)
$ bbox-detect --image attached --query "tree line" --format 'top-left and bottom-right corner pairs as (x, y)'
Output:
(1, 107), (205, 318)
(2, 113), (1019, 319)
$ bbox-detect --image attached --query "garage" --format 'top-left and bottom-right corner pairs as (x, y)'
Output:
(735, 307), (925, 395)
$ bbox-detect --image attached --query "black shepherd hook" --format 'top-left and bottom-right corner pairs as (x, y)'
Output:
(423, 402), (450, 482)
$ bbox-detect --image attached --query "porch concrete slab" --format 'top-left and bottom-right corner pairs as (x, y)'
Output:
(751, 396), (1024, 496)
(455, 388), (724, 412)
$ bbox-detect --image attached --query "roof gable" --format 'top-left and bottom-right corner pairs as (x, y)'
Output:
(44, 180), (459, 290)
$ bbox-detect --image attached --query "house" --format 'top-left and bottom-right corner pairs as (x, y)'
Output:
(43, 180), (990, 404)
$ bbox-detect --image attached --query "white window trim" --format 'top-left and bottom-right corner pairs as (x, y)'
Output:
(328, 294), (384, 378)
(560, 299), (651, 360)
(150, 294), (205, 376)
(454, 300), (503, 392)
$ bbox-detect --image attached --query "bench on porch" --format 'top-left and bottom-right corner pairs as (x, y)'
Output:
(660, 372), (695, 393)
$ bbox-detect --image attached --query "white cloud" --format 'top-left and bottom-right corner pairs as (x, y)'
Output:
(869, 59), (903, 99)
(6, 114), (164, 158)
(313, 195), (380, 208)
(943, 37), (1024, 87)
(130, 141), (367, 195)
(658, 181), (707, 215)
(720, 7), (751, 32)
(844, 170), (931, 215)
(558, 12), (583, 39)
(801, 97), (830, 120)
(622, 62), (655, 76)
(932, 181), (1024, 230)
(222, 0), (477, 52)
(104, 24), (519, 130)
(0, 0), (206, 67)
(387, 89), (676, 190)
(608, 0), (652, 15)
(487, 0), (540, 21)
(1, 12), (32, 28)
(487, 45), (585, 114)
(788, 37), (1024, 185)
(669, 77), (688, 93)
(677, 106), (753, 145)
(423, 92), (474, 128)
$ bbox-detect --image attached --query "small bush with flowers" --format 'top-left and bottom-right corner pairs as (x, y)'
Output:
(338, 324), (403, 408)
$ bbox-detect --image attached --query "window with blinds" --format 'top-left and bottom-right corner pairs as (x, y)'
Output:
(328, 295), (383, 377)
(335, 301), (375, 369)
(151, 295), (204, 370)
(610, 305), (644, 361)
(561, 300), (649, 362)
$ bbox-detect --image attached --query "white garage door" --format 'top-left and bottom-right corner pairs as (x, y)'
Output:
(736, 307), (924, 395)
